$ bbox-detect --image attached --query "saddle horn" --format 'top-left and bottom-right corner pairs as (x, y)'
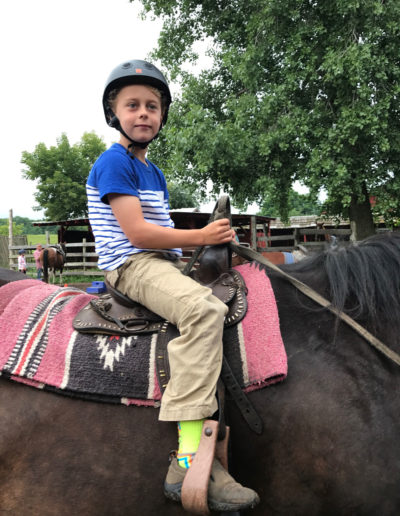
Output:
(209, 195), (231, 225)
(183, 195), (232, 277)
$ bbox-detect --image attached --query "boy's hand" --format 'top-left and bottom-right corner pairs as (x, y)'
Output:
(200, 218), (235, 245)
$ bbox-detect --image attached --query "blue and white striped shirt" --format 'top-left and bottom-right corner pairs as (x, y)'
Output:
(86, 143), (182, 271)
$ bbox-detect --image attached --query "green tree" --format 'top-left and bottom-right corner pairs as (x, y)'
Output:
(166, 181), (199, 209)
(259, 189), (321, 219)
(0, 223), (24, 236)
(136, 0), (400, 239)
(22, 132), (107, 220)
(370, 174), (400, 228)
(0, 217), (58, 237)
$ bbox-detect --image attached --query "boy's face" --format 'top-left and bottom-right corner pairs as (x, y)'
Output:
(114, 84), (163, 146)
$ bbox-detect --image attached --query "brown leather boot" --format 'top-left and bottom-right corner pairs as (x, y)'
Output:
(164, 455), (260, 512)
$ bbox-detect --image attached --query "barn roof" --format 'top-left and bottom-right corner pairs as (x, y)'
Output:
(33, 218), (89, 227)
(33, 212), (275, 229)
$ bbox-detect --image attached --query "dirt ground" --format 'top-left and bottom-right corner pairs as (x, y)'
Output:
(63, 282), (94, 292)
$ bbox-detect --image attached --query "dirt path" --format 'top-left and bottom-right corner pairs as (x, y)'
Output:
(63, 283), (93, 291)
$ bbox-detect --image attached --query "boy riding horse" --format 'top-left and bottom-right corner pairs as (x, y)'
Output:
(86, 59), (259, 512)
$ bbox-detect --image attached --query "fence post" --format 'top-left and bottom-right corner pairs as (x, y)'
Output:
(45, 231), (50, 245)
(263, 223), (269, 248)
(8, 209), (13, 269)
(82, 238), (87, 272)
(294, 228), (300, 247)
(250, 216), (257, 250)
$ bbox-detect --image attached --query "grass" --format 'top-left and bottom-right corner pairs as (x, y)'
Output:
(26, 272), (104, 284)
(28, 234), (58, 245)
(25, 234), (103, 285)
(65, 274), (104, 283)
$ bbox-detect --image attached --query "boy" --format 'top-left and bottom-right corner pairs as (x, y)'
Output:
(87, 59), (259, 512)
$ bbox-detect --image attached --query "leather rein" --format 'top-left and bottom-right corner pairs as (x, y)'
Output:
(230, 242), (400, 368)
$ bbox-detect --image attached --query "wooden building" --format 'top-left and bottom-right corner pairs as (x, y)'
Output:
(33, 211), (276, 252)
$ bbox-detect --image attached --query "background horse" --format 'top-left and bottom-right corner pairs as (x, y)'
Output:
(40, 243), (66, 284)
(1, 232), (400, 515)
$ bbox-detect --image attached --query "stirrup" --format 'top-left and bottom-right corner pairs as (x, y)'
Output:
(181, 419), (230, 515)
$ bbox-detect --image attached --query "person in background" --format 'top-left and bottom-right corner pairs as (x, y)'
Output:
(18, 249), (27, 274)
(33, 244), (43, 280)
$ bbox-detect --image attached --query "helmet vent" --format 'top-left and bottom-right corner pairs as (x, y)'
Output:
(122, 62), (132, 69)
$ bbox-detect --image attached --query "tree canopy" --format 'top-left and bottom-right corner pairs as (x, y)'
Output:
(166, 181), (199, 209)
(0, 222), (24, 236)
(21, 132), (107, 220)
(22, 130), (199, 220)
(259, 189), (321, 218)
(0, 216), (56, 236)
(137, 0), (400, 237)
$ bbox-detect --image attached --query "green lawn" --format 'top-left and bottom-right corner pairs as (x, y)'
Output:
(28, 234), (58, 245)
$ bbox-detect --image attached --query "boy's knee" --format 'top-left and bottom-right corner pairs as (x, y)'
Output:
(192, 295), (228, 325)
(213, 297), (229, 319)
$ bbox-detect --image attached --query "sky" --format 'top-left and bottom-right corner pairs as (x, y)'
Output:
(0, 0), (164, 220)
(0, 0), (307, 221)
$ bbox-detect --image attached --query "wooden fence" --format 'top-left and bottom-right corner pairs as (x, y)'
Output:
(9, 240), (103, 277)
(1, 235), (28, 268)
(9, 239), (203, 277)
(257, 227), (353, 253)
(7, 226), (356, 275)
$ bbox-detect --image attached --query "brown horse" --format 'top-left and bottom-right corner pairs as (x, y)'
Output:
(1, 231), (400, 515)
(40, 243), (66, 284)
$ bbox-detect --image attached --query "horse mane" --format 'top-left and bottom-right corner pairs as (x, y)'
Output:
(280, 231), (400, 331)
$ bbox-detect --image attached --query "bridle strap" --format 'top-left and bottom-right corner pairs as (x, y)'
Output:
(230, 242), (400, 368)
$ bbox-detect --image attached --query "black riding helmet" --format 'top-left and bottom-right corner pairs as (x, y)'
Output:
(102, 59), (172, 149)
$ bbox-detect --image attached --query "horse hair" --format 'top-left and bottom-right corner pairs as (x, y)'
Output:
(281, 231), (400, 332)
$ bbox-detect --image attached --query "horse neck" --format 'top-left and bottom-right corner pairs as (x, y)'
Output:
(270, 263), (400, 365)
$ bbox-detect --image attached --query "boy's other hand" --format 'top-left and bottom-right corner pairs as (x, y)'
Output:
(200, 218), (235, 245)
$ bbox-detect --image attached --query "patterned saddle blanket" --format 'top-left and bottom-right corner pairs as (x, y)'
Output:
(0, 264), (287, 406)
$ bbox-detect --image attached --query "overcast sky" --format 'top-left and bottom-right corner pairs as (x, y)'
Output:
(0, 0), (304, 221)
(0, 0), (164, 220)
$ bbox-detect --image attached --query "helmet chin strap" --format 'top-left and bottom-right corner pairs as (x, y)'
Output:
(109, 115), (160, 151)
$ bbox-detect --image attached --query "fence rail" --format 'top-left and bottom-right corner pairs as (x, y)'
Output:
(257, 227), (353, 252)
(1, 235), (27, 268)
(8, 241), (200, 276)
(9, 240), (104, 277)
(7, 225), (356, 274)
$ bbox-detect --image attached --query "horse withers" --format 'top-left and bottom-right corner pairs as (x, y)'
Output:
(0, 232), (400, 515)
(40, 243), (66, 284)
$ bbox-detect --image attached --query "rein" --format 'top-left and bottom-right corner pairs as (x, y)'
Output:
(230, 242), (400, 368)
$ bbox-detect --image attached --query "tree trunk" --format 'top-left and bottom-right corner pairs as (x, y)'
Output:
(348, 184), (375, 242)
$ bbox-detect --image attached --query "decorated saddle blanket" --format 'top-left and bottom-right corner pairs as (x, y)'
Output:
(0, 264), (287, 406)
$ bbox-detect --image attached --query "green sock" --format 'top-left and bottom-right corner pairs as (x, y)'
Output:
(176, 419), (204, 469)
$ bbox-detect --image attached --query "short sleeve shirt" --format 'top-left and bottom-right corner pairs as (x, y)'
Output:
(86, 143), (182, 271)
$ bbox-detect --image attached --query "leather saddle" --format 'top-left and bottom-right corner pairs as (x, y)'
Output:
(73, 244), (248, 336)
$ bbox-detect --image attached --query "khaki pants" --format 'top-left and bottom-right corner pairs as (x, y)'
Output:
(105, 252), (228, 421)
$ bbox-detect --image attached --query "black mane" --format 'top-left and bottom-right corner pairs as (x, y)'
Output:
(281, 231), (400, 331)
